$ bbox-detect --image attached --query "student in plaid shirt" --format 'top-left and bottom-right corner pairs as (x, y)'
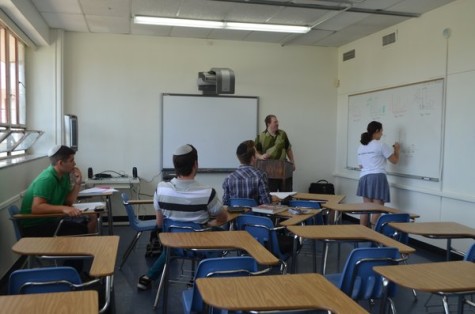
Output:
(222, 140), (272, 206)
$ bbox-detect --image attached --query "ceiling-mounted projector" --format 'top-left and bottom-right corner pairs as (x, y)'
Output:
(197, 68), (235, 95)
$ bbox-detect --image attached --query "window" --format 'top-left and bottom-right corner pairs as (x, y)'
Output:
(0, 22), (42, 159)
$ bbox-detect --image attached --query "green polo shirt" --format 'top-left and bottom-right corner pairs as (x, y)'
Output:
(20, 165), (72, 228)
(255, 129), (291, 160)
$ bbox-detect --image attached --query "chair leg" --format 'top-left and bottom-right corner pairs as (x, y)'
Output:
(119, 231), (143, 269)
(411, 288), (418, 300)
(388, 297), (397, 314)
(153, 262), (168, 309)
(442, 295), (450, 314)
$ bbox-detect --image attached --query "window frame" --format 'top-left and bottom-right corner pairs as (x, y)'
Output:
(0, 21), (42, 160)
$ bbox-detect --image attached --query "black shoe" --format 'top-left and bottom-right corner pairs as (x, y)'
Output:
(137, 275), (152, 291)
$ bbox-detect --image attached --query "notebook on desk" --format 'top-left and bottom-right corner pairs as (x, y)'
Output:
(73, 202), (106, 212)
(251, 205), (288, 215)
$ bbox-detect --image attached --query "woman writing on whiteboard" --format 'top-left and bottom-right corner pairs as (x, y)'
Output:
(357, 121), (400, 227)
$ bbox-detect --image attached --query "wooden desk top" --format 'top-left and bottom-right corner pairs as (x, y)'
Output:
(13, 212), (100, 219)
(322, 203), (420, 220)
(322, 202), (398, 213)
(12, 236), (119, 277)
(196, 273), (368, 313)
(374, 261), (475, 293)
(159, 231), (279, 266)
(292, 193), (346, 204)
(389, 222), (475, 238)
(207, 207), (250, 227)
(287, 225), (415, 255)
(0, 290), (98, 314)
(277, 208), (321, 226)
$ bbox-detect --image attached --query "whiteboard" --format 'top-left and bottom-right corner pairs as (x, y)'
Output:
(347, 79), (444, 181)
(162, 94), (258, 171)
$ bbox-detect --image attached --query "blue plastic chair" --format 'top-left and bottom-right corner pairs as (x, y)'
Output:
(8, 266), (99, 294)
(8, 205), (22, 240)
(234, 214), (293, 273)
(120, 193), (158, 269)
(288, 199), (324, 225)
(229, 198), (258, 208)
(374, 213), (410, 244)
(182, 256), (261, 314)
(325, 247), (401, 314)
(153, 218), (221, 310)
(464, 242), (475, 262)
(374, 213), (417, 300)
(162, 218), (217, 258)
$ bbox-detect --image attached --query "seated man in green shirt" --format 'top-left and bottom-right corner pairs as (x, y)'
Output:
(20, 145), (96, 237)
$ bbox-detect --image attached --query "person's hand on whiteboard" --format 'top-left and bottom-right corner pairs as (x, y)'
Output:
(389, 142), (400, 164)
(393, 142), (400, 153)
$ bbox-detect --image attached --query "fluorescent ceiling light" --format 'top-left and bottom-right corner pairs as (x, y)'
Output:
(225, 22), (309, 33)
(134, 16), (224, 29)
(134, 16), (310, 34)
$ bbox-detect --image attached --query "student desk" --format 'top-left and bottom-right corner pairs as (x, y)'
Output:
(374, 261), (475, 314)
(322, 202), (419, 226)
(388, 222), (475, 261)
(12, 236), (119, 313)
(287, 224), (415, 274)
(157, 231), (280, 313)
(196, 273), (369, 313)
(292, 192), (346, 204)
(277, 208), (322, 226)
(13, 207), (105, 236)
(78, 189), (115, 234)
(0, 290), (98, 314)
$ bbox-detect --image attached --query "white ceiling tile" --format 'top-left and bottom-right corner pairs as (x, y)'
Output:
(41, 12), (88, 32)
(29, 0), (456, 47)
(31, 0), (82, 14)
(80, 0), (131, 17)
(86, 15), (131, 33)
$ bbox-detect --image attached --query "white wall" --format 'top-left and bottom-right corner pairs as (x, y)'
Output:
(62, 34), (338, 203)
(335, 0), (475, 251)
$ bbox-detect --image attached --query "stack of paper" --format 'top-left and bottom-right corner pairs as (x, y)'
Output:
(72, 202), (106, 211)
(270, 192), (297, 200)
(79, 187), (118, 196)
(251, 205), (288, 215)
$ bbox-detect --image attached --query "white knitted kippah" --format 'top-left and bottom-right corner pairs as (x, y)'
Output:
(48, 145), (62, 157)
(174, 144), (192, 156)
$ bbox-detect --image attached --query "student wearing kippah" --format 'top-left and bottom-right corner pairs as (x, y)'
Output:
(20, 145), (96, 236)
(137, 144), (227, 291)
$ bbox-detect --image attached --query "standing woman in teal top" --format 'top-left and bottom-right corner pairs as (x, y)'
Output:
(356, 121), (400, 227)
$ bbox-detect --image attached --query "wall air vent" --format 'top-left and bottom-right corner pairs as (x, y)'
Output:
(382, 32), (396, 46)
(342, 49), (355, 61)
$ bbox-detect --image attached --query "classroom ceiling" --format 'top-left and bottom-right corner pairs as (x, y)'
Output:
(30, 0), (455, 47)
